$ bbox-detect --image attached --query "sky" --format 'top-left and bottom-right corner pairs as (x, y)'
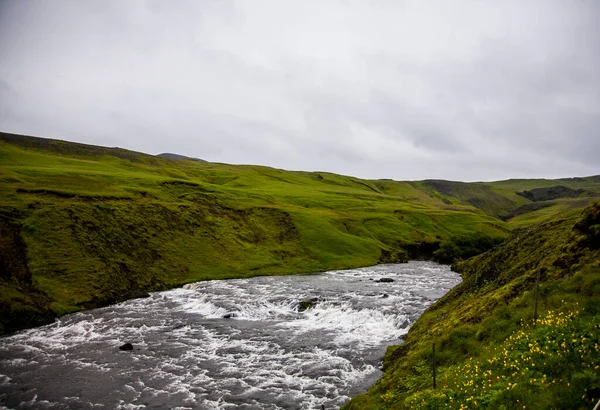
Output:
(0, 0), (599, 182)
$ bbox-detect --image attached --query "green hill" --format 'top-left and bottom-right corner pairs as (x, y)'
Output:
(1, 131), (599, 341)
(345, 200), (600, 409)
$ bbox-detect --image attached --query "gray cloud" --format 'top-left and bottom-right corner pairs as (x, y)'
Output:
(0, 0), (598, 181)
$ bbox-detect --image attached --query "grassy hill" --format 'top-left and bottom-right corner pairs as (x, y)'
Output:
(345, 200), (600, 409)
(1, 131), (599, 338)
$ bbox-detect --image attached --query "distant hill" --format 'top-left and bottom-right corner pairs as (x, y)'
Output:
(157, 153), (206, 162)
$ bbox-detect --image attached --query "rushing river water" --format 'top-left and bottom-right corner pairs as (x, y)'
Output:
(0, 261), (460, 410)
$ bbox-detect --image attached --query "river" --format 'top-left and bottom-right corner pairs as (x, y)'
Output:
(0, 261), (460, 409)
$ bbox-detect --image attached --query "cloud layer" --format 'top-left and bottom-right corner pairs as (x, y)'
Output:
(1, 0), (599, 181)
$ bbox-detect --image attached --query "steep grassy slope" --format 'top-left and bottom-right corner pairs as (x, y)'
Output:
(345, 201), (600, 409)
(1, 132), (599, 336)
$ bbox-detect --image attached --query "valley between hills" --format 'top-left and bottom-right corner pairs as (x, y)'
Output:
(1, 132), (599, 408)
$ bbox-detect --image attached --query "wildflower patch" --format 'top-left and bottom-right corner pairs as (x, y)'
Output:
(400, 304), (600, 409)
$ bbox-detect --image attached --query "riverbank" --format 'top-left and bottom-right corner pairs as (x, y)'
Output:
(345, 200), (600, 409)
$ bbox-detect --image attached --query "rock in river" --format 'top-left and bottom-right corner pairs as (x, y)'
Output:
(297, 297), (319, 312)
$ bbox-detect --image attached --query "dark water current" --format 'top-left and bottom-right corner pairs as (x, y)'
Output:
(0, 261), (460, 410)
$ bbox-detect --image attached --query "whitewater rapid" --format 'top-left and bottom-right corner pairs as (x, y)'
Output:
(0, 261), (460, 409)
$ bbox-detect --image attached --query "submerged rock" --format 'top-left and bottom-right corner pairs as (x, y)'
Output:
(297, 298), (319, 312)
(119, 343), (133, 351)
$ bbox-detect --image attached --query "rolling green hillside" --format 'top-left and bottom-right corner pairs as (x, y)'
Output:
(345, 200), (600, 409)
(1, 131), (599, 337)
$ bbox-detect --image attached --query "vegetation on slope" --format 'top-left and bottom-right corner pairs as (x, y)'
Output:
(516, 185), (592, 202)
(405, 307), (599, 409)
(0, 132), (599, 337)
(417, 180), (519, 219)
(345, 200), (600, 409)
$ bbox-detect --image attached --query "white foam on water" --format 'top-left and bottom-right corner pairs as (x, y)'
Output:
(136, 322), (383, 408)
(234, 299), (297, 321)
(17, 394), (57, 409)
(177, 294), (228, 318)
(282, 301), (409, 347)
(0, 261), (461, 409)
(71, 358), (112, 373)
(1, 358), (31, 367)
(116, 401), (146, 410)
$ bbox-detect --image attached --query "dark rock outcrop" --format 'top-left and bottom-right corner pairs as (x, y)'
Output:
(297, 298), (319, 312)
(119, 343), (133, 351)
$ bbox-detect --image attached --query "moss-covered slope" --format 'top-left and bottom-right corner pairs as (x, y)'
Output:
(346, 201), (600, 409)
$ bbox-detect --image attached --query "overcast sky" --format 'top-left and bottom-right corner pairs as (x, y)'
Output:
(0, 0), (598, 181)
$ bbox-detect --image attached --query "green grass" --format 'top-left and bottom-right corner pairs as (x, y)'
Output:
(345, 201), (600, 409)
(505, 198), (597, 229)
(403, 305), (600, 409)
